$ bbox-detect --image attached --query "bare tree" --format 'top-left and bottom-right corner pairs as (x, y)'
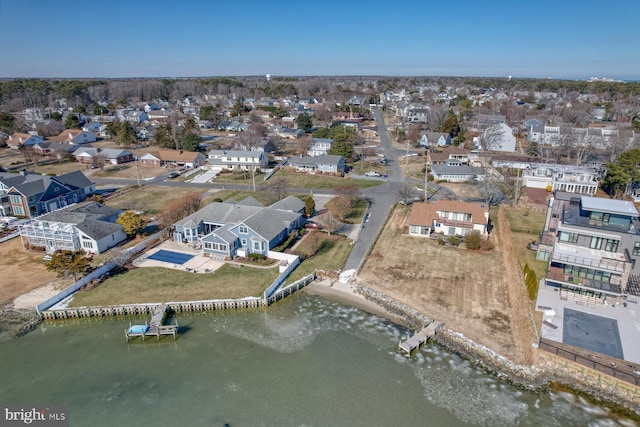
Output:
(478, 170), (505, 206)
(480, 124), (508, 152)
(427, 103), (448, 132)
(321, 212), (342, 235)
(330, 195), (352, 221)
(297, 136), (312, 155)
(264, 177), (288, 203)
(397, 183), (416, 201)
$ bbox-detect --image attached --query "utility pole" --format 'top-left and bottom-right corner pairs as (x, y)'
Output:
(251, 166), (256, 192)
(424, 161), (429, 202)
(135, 157), (141, 187)
(406, 141), (410, 165)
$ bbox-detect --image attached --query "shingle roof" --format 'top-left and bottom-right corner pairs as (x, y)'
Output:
(407, 201), (488, 227)
(175, 202), (263, 228)
(270, 195), (305, 213)
(243, 208), (299, 242)
(54, 170), (93, 190)
(237, 196), (264, 207)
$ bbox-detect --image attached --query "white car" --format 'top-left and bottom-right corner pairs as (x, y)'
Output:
(364, 171), (381, 177)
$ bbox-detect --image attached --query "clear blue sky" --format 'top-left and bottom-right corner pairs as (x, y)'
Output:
(0, 0), (638, 80)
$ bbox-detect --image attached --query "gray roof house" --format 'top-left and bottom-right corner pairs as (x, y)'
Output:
(173, 201), (304, 258)
(3, 170), (95, 218)
(270, 195), (305, 214)
(207, 150), (268, 171)
(18, 202), (126, 254)
(431, 165), (485, 183)
(288, 154), (346, 175)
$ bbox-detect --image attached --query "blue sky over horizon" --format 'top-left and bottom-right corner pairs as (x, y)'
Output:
(0, 0), (638, 80)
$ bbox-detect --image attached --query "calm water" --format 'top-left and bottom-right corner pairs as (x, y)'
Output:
(0, 294), (636, 427)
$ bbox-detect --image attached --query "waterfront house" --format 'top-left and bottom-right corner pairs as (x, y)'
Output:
(407, 201), (489, 238)
(173, 199), (304, 258)
(18, 201), (126, 254)
(537, 193), (640, 297)
(3, 170), (95, 218)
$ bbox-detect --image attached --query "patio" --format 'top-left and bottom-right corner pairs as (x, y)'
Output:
(133, 240), (225, 274)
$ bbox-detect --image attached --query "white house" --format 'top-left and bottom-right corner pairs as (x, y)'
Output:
(523, 163), (598, 195)
(483, 123), (516, 152)
(207, 149), (268, 171)
(406, 201), (490, 238)
(307, 138), (333, 157)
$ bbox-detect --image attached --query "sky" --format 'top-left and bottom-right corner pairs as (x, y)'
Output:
(0, 0), (638, 80)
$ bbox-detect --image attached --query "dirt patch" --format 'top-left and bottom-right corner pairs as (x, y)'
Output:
(438, 182), (484, 199)
(0, 238), (73, 303)
(358, 204), (532, 362)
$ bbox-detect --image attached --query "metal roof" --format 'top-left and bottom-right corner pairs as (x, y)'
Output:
(581, 196), (639, 217)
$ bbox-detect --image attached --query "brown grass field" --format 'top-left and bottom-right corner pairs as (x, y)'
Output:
(0, 238), (72, 302)
(105, 185), (207, 213)
(359, 204), (536, 363)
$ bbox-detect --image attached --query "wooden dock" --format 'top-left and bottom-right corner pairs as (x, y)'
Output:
(399, 321), (444, 355)
(125, 304), (179, 341)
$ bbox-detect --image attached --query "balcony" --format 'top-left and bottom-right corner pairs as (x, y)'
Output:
(440, 218), (473, 229)
(547, 266), (622, 294)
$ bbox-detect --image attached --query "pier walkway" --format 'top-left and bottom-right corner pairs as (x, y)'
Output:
(399, 321), (444, 355)
(125, 304), (179, 341)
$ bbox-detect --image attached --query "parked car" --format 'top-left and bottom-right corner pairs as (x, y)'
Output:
(364, 171), (381, 177)
(168, 171), (180, 179)
(304, 221), (323, 230)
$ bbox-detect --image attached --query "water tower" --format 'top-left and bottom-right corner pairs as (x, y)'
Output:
(266, 74), (271, 82)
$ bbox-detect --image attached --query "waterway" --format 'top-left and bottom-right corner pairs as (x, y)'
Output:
(0, 294), (637, 427)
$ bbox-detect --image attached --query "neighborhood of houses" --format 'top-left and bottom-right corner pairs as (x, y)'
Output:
(2, 76), (640, 380)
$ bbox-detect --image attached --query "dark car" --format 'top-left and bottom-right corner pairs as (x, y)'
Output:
(168, 172), (180, 179)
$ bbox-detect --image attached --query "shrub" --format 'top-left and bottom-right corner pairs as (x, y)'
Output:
(248, 253), (266, 261)
(449, 236), (460, 246)
(464, 231), (482, 250)
(437, 237), (445, 246)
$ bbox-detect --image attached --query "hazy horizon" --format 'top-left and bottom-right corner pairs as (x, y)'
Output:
(1, 0), (638, 81)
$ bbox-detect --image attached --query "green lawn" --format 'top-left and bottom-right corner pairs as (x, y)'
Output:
(504, 207), (546, 234)
(286, 233), (353, 283)
(69, 264), (279, 307)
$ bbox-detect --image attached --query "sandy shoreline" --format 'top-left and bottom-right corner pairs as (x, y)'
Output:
(303, 279), (401, 323)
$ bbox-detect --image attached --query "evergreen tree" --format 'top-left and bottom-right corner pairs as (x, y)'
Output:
(297, 113), (312, 132)
(47, 250), (92, 281)
(116, 121), (137, 146)
(64, 114), (80, 129)
(304, 196), (316, 216)
(116, 210), (146, 237)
